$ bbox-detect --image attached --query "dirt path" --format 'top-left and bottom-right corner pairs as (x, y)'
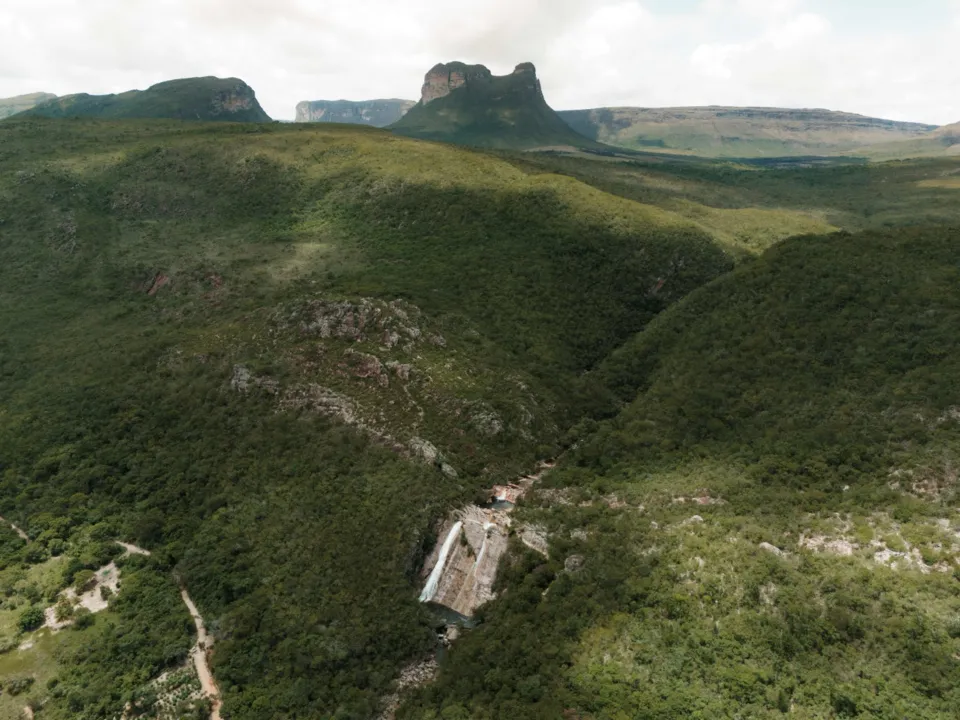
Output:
(114, 541), (221, 720)
(115, 541), (151, 556)
(180, 587), (223, 720)
(0, 515), (30, 542)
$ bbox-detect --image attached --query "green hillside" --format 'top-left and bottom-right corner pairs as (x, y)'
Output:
(559, 106), (938, 158)
(391, 62), (598, 150)
(13, 77), (271, 122)
(0, 118), (733, 719)
(852, 121), (960, 161)
(401, 227), (960, 719)
(1, 116), (959, 719)
(0, 93), (57, 120)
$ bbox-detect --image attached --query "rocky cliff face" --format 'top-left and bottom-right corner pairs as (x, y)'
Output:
(419, 62), (545, 105)
(421, 62), (493, 104)
(295, 99), (415, 126)
(209, 81), (261, 116)
(418, 465), (553, 618)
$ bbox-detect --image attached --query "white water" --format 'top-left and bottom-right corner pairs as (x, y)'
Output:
(419, 521), (463, 603)
(473, 538), (488, 570)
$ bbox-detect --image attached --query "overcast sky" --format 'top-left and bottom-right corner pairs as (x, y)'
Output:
(1, 0), (958, 124)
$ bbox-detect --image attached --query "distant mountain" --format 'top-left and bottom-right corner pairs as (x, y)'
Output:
(295, 99), (415, 127)
(13, 77), (270, 122)
(937, 121), (960, 139)
(0, 92), (57, 119)
(850, 120), (960, 161)
(559, 106), (938, 158)
(390, 62), (598, 150)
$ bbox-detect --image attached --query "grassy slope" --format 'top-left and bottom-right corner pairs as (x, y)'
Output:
(3, 118), (959, 718)
(15, 78), (271, 122)
(402, 228), (960, 719)
(503, 152), (960, 243)
(0, 118), (736, 719)
(0, 94), (57, 121)
(558, 107), (938, 158)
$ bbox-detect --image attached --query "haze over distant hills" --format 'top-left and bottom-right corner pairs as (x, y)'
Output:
(851, 118), (960, 161)
(13, 77), (270, 122)
(559, 106), (939, 158)
(295, 99), (415, 127)
(391, 61), (599, 150)
(0, 92), (57, 119)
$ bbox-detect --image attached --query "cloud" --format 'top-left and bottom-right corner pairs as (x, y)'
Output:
(0, 0), (957, 124)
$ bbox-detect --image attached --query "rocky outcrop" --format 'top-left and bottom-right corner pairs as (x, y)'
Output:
(420, 505), (510, 616)
(418, 462), (555, 617)
(295, 99), (415, 126)
(419, 62), (545, 105)
(421, 62), (494, 104)
(294, 298), (445, 351)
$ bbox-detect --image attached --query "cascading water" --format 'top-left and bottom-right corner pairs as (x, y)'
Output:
(473, 523), (495, 569)
(419, 521), (463, 603)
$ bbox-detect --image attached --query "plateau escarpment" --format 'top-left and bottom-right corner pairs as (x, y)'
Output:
(295, 99), (415, 126)
(559, 106), (939, 157)
(12, 77), (270, 122)
(391, 61), (598, 149)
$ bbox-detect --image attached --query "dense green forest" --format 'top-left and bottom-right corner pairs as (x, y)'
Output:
(1, 117), (959, 718)
(400, 228), (960, 718)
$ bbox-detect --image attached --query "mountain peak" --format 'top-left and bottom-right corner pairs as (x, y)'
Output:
(392, 60), (596, 150)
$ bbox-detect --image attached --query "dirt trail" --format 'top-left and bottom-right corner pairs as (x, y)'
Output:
(116, 541), (151, 556)
(0, 515), (30, 542)
(114, 541), (221, 720)
(180, 587), (223, 720)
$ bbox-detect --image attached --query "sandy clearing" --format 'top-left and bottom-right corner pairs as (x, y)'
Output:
(43, 561), (121, 631)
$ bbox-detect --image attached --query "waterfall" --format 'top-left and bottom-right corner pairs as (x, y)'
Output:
(419, 521), (463, 603)
(473, 524), (495, 569)
(473, 538), (488, 570)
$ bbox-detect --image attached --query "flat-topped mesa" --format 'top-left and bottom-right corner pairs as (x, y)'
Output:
(393, 60), (595, 149)
(294, 99), (415, 126)
(13, 77), (271, 122)
(420, 62), (543, 105)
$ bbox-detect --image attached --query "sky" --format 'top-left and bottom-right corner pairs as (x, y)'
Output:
(0, 0), (958, 124)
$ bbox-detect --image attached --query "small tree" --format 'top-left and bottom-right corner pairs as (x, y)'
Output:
(55, 598), (75, 623)
(100, 585), (114, 602)
(18, 606), (44, 633)
(73, 608), (94, 630)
